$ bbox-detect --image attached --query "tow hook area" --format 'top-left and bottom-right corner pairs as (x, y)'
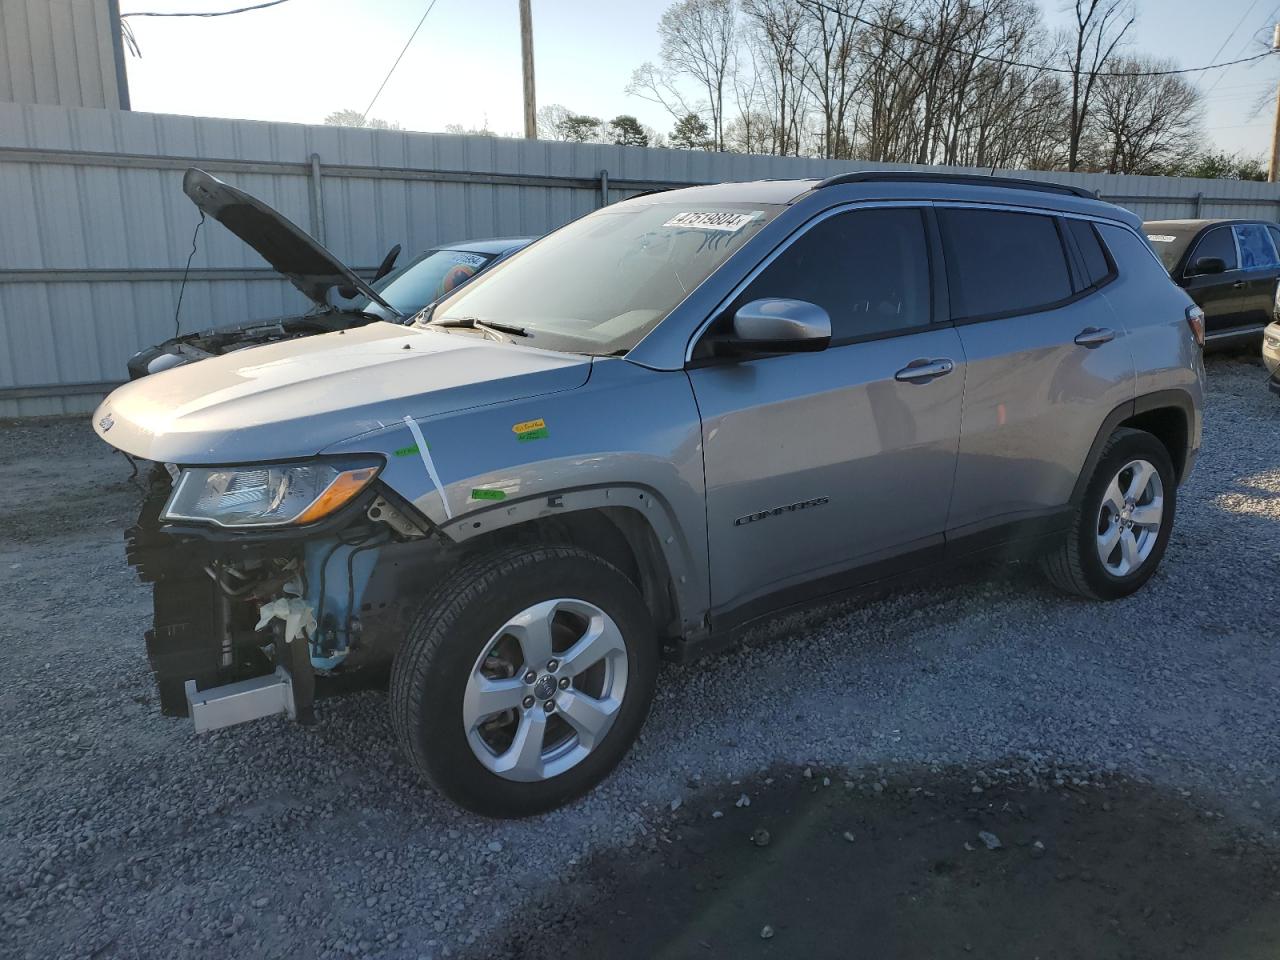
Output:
(186, 667), (296, 733)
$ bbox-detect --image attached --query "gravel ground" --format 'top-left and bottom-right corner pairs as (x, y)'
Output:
(2, 354), (1278, 959)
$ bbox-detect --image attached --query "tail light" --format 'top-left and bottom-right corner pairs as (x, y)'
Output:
(1185, 305), (1205, 348)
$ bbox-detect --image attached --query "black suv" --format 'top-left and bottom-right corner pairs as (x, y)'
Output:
(1144, 218), (1280, 345)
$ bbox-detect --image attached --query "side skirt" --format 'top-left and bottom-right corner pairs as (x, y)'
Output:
(670, 508), (1071, 663)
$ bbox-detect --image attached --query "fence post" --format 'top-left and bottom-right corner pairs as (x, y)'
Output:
(309, 153), (326, 244)
(1194, 192), (1203, 218)
(599, 168), (609, 208)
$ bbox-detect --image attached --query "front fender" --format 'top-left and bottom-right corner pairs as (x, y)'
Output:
(322, 358), (710, 634)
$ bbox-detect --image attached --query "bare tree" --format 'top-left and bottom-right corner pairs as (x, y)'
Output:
(622, 0), (1210, 172)
(324, 108), (401, 130)
(1092, 56), (1201, 174)
(627, 61), (704, 129)
(649, 0), (738, 150)
(794, 0), (864, 158)
(741, 0), (809, 156)
(536, 104), (573, 140)
(1062, 0), (1134, 172)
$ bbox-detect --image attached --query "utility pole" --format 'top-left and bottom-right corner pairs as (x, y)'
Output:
(520, 0), (537, 140)
(1271, 23), (1280, 182)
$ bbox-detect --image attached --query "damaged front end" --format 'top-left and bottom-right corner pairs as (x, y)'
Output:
(126, 463), (435, 732)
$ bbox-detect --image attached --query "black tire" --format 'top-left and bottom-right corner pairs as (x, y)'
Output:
(1041, 427), (1177, 601)
(390, 543), (658, 817)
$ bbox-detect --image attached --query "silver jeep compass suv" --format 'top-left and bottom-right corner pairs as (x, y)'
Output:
(94, 171), (1205, 817)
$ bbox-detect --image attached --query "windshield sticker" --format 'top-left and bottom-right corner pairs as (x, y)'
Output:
(470, 488), (507, 501)
(663, 211), (762, 233)
(450, 253), (487, 268)
(512, 418), (549, 441)
(1146, 234), (1176, 243)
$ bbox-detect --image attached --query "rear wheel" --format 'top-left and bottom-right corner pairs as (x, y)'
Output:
(390, 544), (657, 817)
(1041, 428), (1176, 601)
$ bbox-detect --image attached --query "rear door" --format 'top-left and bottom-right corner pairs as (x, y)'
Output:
(1182, 225), (1244, 336)
(938, 207), (1135, 539)
(1231, 222), (1280, 331)
(688, 205), (963, 619)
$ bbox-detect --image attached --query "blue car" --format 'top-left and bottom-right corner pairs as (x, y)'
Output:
(127, 168), (532, 378)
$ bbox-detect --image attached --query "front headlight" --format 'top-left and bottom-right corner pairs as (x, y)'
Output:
(162, 460), (380, 528)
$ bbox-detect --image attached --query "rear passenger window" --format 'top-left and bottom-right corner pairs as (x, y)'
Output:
(937, 209), (1072, 320)
(1188, 226), (1237, 273)
(1065, 218), (1112, 288)
(1267, 224), (1280, 256)
(1232, 223), (1277, 269)
(733, 207), (931, 344)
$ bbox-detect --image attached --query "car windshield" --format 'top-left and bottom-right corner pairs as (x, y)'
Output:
(356, 248), (498, 321)
(424, 201), (782, 354)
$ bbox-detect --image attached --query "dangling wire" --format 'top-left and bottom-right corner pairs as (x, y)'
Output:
(174, 211), (205, 337)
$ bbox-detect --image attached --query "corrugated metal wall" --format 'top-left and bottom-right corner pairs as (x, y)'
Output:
(0, 0), (129, 110)
(4, 100), (1280, 417)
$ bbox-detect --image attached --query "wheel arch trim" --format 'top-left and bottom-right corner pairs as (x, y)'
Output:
(440, 484), (706, 638)
(1070, 389), (1197, 505)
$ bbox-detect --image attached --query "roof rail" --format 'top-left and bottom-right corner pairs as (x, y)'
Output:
(815, 170), (1098, 200)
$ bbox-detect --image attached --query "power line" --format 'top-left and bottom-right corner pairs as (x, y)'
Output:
(809, 0), (1274, 78)
(361, 0), (439, 123)
(1202, 0), (1267, 96)
(120, 0), (291, 18)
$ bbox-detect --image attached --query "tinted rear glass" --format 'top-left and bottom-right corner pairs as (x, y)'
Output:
(1066, 219), (1112, 287)
(1145, 230), (1192, 272)
(1233, 223), (1277, 269)
(938, 209), (1072, 319)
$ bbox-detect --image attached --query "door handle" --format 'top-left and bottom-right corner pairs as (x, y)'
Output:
(1232, 280), (1247, 288)
(894, 358), (954, 382)
(1074, 326), (1116, 347)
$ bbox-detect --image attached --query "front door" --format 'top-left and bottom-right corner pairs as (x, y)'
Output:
(1182, 224), (1244, 336)
(687, 206), (963, 620)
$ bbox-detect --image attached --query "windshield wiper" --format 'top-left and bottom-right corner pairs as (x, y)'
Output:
(428, 316), (529, 339)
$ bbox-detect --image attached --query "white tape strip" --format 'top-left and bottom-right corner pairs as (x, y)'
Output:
(402, 415), (453, 521)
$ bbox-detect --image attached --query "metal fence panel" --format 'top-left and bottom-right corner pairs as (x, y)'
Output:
(3, 100), (1280, 416)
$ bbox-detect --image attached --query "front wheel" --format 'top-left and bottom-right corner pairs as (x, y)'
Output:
(1041, 428), (1177, 601)
(390, 544), (658, 817)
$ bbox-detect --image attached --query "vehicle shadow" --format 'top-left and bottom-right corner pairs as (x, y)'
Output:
(485, 763), (1280, 960)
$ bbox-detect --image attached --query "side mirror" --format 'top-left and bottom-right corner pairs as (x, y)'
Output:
(372, 243), (402, 283)
(729, 298), (831, 354)
(1191, 256), (1226, 277)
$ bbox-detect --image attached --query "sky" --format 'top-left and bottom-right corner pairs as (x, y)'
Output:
(118, 0), (1280, 158)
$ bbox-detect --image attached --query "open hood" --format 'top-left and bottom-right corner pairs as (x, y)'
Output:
(182, 167), (401, 317)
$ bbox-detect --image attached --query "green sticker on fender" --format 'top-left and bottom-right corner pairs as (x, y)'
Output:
(515, 427), (549, 441)
(394, 443), (420, 457)
(470, 488), (507, 501)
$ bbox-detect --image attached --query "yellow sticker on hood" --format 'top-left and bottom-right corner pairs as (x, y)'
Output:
(512, 418), (546, 435)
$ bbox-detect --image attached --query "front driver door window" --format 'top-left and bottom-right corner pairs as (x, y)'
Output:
(1184, 226), (1242, 334)
(686, 206), (965, 621)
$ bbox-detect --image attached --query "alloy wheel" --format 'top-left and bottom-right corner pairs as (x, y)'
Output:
(1096, 458), (1164, 577)
(462, 598), (629, 782)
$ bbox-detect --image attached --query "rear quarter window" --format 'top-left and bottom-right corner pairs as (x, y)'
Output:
(1065, 218), (1113, 288)
(937, 208), (1073, 320)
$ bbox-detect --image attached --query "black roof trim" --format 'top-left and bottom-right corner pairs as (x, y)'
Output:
(816, 170), (1099, 201)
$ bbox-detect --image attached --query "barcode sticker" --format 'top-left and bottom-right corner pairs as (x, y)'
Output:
(663, 211), (762, 233)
